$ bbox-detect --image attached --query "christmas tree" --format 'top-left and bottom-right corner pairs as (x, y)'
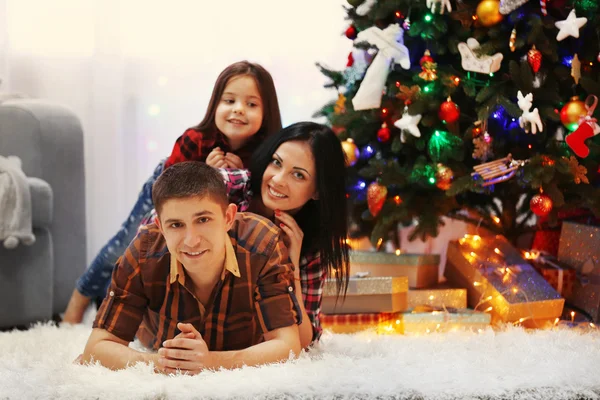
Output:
(315, 0), (600, 247)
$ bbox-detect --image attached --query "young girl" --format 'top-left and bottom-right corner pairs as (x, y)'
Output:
(63, 60), (282, 323)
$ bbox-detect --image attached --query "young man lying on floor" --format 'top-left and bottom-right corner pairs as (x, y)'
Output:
(81, 161), (301, 374)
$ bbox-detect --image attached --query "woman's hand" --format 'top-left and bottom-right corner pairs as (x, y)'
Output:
(274, 210), (303, 275)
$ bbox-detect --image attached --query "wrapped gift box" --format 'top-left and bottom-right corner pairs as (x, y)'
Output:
(321, 276), (408, 314)
(320, 312), (394, 334)
(558, 222), (600, 322)
(525, 251), (577, 299)
(381, 309), (491, 335)
(348, 250), (440, 289)
(407, 285), (467, 309)
(444, 235), (564, 326)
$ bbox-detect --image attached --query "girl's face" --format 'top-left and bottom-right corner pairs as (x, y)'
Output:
(215, 75), (264, 150)
(261, 140), (318, 214)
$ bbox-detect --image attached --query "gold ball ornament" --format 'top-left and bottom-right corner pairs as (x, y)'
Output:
(560, 96), (587, 131)
(435, 164), (454, 190)
(476, 0), (503, 27)
(341, 139), (360, 167)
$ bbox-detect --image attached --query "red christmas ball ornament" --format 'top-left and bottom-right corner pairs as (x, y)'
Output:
(527, 45), (542, 73)
(367, 182), (388, 217)
(345, 25), (357, 40)
(347, 52), (354, 67)
(377, 122), (391, 143)
(439, 97), (460, 124)
(530, 193), (553, 217)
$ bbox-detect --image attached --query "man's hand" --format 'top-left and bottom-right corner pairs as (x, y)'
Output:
(158, 322), (214, 375)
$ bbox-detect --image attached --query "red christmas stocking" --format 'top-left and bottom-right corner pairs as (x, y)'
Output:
(566, 121), (594, 158)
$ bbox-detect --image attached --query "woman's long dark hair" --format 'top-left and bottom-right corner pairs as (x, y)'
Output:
(250, 122), (349, 296)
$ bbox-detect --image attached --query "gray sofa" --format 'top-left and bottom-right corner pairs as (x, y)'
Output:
(0, 99), (87, 328)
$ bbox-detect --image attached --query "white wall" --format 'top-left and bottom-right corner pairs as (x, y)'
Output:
(3, 0), (352, 263)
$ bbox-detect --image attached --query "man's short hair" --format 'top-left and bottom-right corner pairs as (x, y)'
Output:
(152, 161), (228, 216)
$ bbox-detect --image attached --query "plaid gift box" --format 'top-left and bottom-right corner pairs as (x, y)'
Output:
(320, 312), (395, 334)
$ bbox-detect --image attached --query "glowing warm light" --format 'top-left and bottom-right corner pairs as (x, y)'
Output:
(396, 319), (401, 325)
(382, 108), (388, 114)
(512, 287), (519, 294)
(394, 195), (402, 205)
(494, 248), (502, 255)
(484, 306), (493, 312)
(376, 238), (383, 248)
(470, 252), (477, 258)
(473, 282), (481, 287)
(492, 216), (500, 224)
(554, 318), (560, 325)
(591, 323), (596, 328)
(395, 249), (402, 256)
(429, 295), (435, 300)
(485, 296), (493, 301)
(396, 81), (401, 87)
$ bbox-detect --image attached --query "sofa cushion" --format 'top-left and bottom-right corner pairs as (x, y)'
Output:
(29, 177), (52, 229)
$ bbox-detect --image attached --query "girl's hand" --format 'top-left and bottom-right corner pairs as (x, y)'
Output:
(274, 210), (303, 276)
(224, 152), (244, 169)
(206, 148), (228, 168)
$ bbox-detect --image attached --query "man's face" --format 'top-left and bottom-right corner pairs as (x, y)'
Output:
(157, 195), (236, 273)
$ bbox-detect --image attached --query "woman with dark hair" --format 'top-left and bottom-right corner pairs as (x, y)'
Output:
(233, 121), (350, 346)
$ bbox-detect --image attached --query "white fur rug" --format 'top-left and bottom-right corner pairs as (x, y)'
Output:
(1, 317), (600, 400)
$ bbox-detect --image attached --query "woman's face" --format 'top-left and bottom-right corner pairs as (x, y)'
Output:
(261, 140), (318, 214)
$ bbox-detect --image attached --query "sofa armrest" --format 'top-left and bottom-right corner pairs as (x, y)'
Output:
(29, 177), (53, 229)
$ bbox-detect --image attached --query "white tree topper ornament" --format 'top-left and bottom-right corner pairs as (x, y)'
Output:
(394, 107), (422, 142)
(355, 0), (377, 16)
(458, 38), (503, 74)
(555, 9), (587, 41)
(351, 24), (411, 111)
(517, 91), (543, 134)
(426, 0), (452, 14)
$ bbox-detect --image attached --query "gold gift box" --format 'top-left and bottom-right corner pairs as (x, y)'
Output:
(380, 309), (491, 335)
(349, 251), (440, 289)
(408, 285), (467, 309)
(321, 276), (408, 314)
(445, 235), (564, 326)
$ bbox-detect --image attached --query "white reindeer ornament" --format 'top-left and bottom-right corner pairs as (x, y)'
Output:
(517, 91), (543, 134)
